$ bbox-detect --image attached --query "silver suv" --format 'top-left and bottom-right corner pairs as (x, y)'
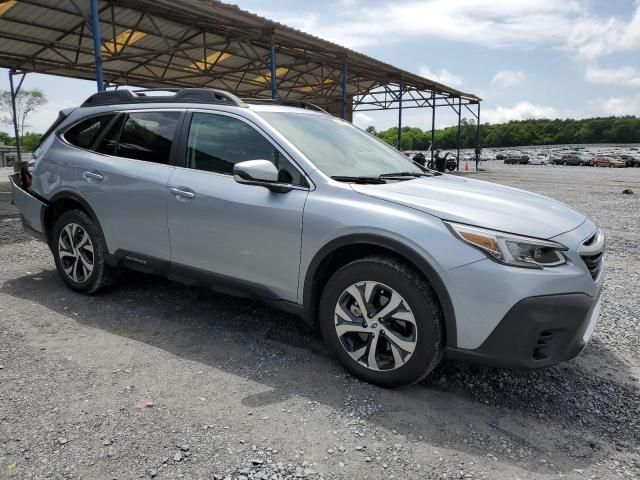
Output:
(11, 89), (605, 387)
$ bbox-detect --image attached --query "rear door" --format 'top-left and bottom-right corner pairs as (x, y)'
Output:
(166, 110), (310, 302)
(72, 109), (184, 263)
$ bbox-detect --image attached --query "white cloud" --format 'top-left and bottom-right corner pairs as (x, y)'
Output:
(483, 101), (560, 123)
(337, 0), (358, 9)
(353, 112), (374, 128)
(564, 5), (640, 62)
(418, 66), (463, 87)
(250, 0), (640, 95)
(595, 94), (640, 116)
(262, 0), (584, 49)
(491, 70), (526, 88)
(585, 65), (640, 87)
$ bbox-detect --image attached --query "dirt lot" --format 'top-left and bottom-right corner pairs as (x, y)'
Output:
(1, 163), (639, 480)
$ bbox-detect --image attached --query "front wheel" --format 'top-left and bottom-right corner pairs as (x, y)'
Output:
(319, 256), (444, 387)
(52, 209), (116, 294)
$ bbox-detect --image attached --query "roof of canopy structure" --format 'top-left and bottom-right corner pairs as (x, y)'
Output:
(0, 0), (481, 112)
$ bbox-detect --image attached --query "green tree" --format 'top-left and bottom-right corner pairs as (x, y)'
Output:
(0, 88), (48, 139)
(0, 131), (14, 145)
(20, 132), (43, 152)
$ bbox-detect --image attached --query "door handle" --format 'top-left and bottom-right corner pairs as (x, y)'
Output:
(82, 171), (104, 182)
(170, 187), (196, 199)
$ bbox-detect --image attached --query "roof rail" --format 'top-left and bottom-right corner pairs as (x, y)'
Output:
(81, 88), (248, 108)
(242, 97), (328, 113)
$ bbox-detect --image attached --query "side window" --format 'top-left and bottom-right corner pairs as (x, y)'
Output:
(64, 114), (115, 150)
(96, 114), (124, 156)
(186, 112), (305, 185)
(104, 111), (181, 164)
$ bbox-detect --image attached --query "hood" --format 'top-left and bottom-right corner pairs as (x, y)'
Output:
(352, 175), (586, 239)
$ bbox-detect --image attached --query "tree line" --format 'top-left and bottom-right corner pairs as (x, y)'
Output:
(2, 100), (639, 154)
(373, 116), (640, 150)
(0, 131), (43, 152)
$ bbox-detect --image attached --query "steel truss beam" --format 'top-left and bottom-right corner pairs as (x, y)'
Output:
(1, 0), (481, 167)
(354, 85), (478, 112)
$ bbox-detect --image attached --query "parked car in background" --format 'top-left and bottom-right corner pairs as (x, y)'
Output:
(558, 153), (592, 166)
(529, 154), (547, 165)
(591, 156), (625, 168)
(548, 154), (562, 165)
(504, 151), (529, 164)
(578, 153), (594, 166)
(618, 154), (640, 168)
(9, 88), (606, 387)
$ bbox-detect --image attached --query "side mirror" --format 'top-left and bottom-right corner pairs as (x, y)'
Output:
(233, 159), (279, 184)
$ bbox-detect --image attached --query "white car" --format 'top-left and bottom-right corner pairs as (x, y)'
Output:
(530, 154), (547, 165)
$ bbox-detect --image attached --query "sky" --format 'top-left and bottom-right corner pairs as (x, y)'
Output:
(1, 0), (639, 133)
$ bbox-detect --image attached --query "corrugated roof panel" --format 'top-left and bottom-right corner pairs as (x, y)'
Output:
(0, 1), (17, 17)
(0, 0), (480, 103)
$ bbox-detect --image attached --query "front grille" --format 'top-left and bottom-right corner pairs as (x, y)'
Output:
(579, 231), (605, 281)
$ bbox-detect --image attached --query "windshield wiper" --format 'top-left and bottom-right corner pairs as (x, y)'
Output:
(331, 175), (387, 184)
(379, 171), (433, 178)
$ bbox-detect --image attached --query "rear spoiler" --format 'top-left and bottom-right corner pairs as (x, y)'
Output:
(35, 107), (75, 150)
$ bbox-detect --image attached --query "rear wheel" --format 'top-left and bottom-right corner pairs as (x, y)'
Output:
(319, 256), (443, 387)
(563, 161), (568, 166)
(52, 210), (116, 294)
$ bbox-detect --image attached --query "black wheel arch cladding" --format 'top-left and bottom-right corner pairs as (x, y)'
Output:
(303, 234), (457, 348)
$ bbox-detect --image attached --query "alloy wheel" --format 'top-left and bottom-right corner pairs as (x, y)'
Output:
(58, 223), (94, 283)
(334, 281), (417, 371)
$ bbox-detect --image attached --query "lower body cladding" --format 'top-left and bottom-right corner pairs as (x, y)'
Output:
(447, 291), (602, 368)
(443, 248), (604, 368)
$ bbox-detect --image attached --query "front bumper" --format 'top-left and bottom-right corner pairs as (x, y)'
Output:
(446, 289), (602, 368)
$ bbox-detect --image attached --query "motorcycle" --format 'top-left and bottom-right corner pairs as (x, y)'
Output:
(426, 152), (456, 172)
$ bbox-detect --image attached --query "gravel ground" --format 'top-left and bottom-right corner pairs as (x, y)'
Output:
(1, 163), (639, 480)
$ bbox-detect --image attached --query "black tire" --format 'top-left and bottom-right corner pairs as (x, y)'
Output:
(319, 256), (443, 388)
(563, 161), (568, 166)
(51, 209), (116, 294)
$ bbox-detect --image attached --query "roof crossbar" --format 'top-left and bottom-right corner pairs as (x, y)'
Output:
(80, 88), (248, 107)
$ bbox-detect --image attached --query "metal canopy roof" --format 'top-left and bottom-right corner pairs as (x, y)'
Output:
(0, 0), (481, 113)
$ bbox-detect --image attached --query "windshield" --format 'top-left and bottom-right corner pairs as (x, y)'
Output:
(259, 112), (423, 178)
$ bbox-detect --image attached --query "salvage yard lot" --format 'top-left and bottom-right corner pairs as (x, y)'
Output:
(1, 163), (639, 480)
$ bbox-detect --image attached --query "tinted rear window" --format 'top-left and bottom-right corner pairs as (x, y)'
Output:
(113, 111), (181, 164)
(64, 114), (115, 150)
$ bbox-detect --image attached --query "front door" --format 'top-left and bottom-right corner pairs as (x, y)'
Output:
(166, 111), (309, 302)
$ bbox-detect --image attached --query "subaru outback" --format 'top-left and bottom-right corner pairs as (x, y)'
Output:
(10, 88), (605, 387)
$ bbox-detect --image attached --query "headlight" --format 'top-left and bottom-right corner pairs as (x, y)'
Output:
(446, 222), (568, 269)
